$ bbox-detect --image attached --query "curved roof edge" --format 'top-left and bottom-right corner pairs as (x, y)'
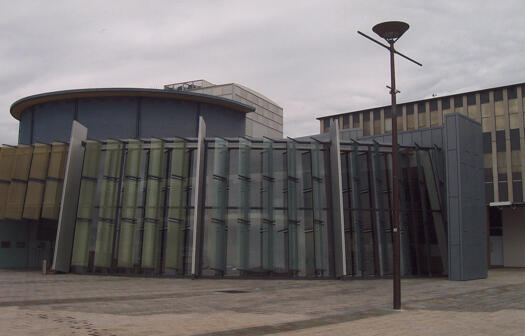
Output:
(10, 87), (256, 120)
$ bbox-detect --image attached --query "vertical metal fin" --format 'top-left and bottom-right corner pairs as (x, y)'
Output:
(71, 141), (101, 268)
(209, 138), (229, 272)
(23, 143), (51, 220)
(42, 142), (69, 220)
(311, 140), (325, 274)
(117, 140), (142, 268)
(164, 138), (188, 271)
(286, 139), (299, 273)
(141, 139), (165, 271)
(261, 138), (274, 271)
(94, 140), (123, 268)
(238, 138), (251, 271)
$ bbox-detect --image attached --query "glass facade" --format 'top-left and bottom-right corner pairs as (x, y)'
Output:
(62, 136), (446, 278)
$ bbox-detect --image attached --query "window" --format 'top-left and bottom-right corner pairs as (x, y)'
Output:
(406, 105), (414, 115)
(494, 89), (503, 101)
(384, 107), (392, 118)
(353, 113), (360, 128)
(429, 100), (438, 111)
(483, 132), (492, 154)
(1, 241), (10, 248)
(496, 130), (506, 152)
(373, 110), (380, 120)
(442, 98), (450, 110)
(480, 92), (489, 104)
(467, 94), (476, 106)
(323, 118), (330, 132)
(508, 87), (517, 100)
(343, 115), (349, 129)
(417, 102), (426, 112)
(454, 96), (463, 108)
(510, 129), (520, 150)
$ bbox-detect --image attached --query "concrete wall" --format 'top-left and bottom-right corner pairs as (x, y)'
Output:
(18, 97), (246, 144)
(190, 83), (283, 139)
(502, 207), (525, 267)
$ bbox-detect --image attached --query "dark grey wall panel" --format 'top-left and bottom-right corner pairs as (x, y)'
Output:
(140, 98), (198, 138)
(78, 97), (137, 140)
(200, 103), (245, 137)
(445, 113), (487, 280)
(18, 96), (248, 144)
(33, 100), (75, 144)
(18, 110), (32, 145)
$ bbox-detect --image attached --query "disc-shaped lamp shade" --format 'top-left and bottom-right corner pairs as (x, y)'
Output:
(372, 21), (409, 43)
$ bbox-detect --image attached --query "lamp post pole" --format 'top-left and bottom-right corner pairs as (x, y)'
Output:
(388, 40), (401, 310)
(358, 21), (422, 310)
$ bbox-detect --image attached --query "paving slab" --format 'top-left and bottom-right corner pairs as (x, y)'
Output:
(0, 268), (524, 335)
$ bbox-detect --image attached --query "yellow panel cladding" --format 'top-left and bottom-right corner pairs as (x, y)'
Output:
(42, 142), (69, 220)
(6, 145), (33, 220)
(23, 144), (51, 220)
(0, 147), (16, 219)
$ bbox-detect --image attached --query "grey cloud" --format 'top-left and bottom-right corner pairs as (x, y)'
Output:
(1, 0), (524, 143)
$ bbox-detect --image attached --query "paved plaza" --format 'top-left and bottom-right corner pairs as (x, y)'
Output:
(0, 268), (524, 335)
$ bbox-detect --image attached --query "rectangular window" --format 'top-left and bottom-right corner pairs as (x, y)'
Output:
(499, 182), (508, 201)
(510, 129), (520, 150)
(353, 113), (360, 128)
(429, 100), (438, 111)
(496, 130), (506, 152)
(323, 118), (330, 132)
(384, 107), (392, 118)
(442, 98), (450, 110)
(513, 182), (523, 202)
(417, 102), (426, 112)
(406, 105), (414, 115)
(363, 112), (370, 121)
(16, 242), (26, 248)
(454, 96), (463, 108)
(508, 87), (517, 99)
(483, 132), (492, 154)
(373, 110), (380, 120)
(467, 94), (476, 106)
(494, 89), (503, 101)
(480, 92), (489, 104)
(1, 241), (10, 248)
(343, 115), (349, 129)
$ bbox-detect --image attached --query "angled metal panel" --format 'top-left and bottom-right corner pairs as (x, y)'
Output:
(52, 121), (87, 273)
(311, 140), (326, 274)
(0, 147), (16, 219)
(93, 140), (123, 269)
(164, 138), (188, 271)
(42, 142), (69, 220)
(71, 141), (101, 268)
(261, 137), (275, 271)
(238, 138), (251, 271)
(329, 120), (347, 277)
(191, 117), (206, 277)
(372, 143), (387, 276)
(117, 139), (143, 268)
(209, 138), (229, 272)
(286, 139), (299, 272)
(349, 143), (363, 276)
(23, 143), (51, 220)
(6, 145), (32, 220)
(141, 138), (165, 271)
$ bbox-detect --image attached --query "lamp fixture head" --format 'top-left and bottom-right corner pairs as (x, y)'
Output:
(372, 21), (409, 43)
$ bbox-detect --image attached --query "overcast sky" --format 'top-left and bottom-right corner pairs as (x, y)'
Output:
(1, 0), (524, 144)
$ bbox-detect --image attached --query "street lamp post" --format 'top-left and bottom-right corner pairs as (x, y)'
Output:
(358, 21), (422, 310)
